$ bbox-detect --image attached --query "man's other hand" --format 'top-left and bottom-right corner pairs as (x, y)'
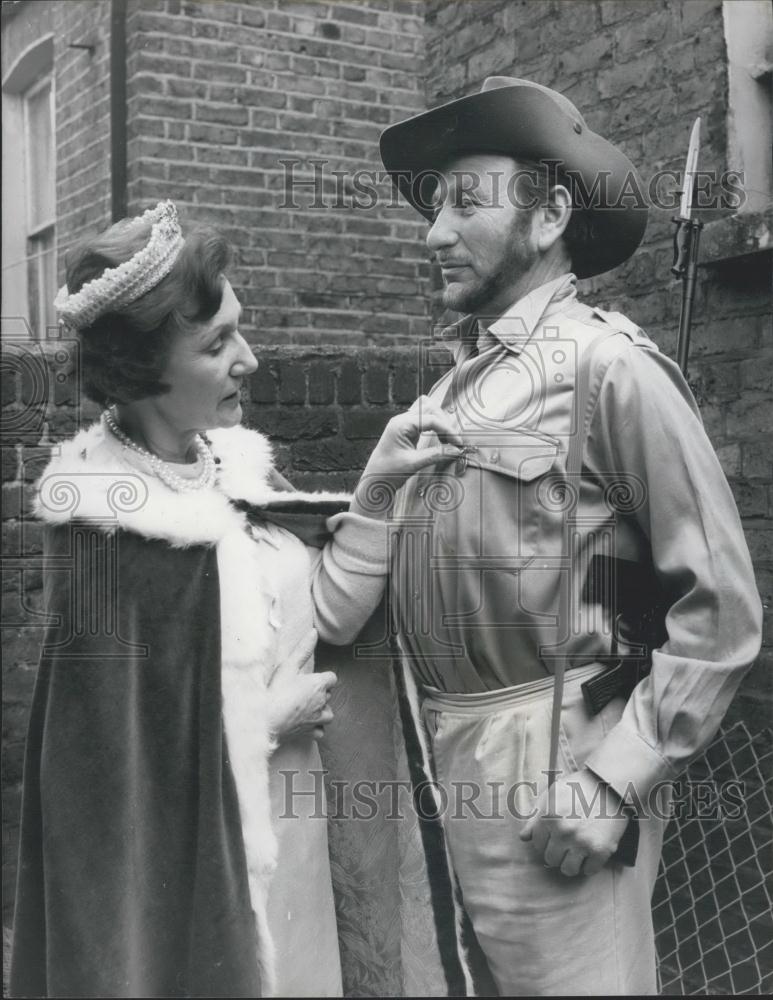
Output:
(520, 768), (629, 877)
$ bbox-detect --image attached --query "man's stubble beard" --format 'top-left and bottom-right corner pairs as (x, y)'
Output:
(442, 213), (537, 318)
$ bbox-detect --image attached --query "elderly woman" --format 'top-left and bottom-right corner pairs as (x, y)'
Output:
(9, 202), (461, 999)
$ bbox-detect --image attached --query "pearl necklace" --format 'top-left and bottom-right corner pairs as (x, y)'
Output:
(102, 407), (217, 493)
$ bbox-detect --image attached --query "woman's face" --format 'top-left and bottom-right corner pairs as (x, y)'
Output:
(153, 279), (258, 434)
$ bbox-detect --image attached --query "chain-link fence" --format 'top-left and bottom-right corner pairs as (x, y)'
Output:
(654, 722), (773, 995)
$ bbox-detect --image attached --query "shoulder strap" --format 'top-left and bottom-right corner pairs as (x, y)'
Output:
(547, 327), (632, 781)
(590, 307), (656, 346)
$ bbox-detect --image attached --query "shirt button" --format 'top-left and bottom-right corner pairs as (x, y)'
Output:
(413, 589), (420, 599)
(491, 450), (499, 463)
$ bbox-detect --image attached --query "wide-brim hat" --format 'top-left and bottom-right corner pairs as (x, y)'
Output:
(380, 77), (648, 278)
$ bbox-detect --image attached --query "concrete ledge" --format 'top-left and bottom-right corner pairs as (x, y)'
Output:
(700, 209), (773, 266)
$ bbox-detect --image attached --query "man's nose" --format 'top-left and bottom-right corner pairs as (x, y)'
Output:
(426, 204), (458, 253)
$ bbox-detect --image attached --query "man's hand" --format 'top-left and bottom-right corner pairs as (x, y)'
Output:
(520, 768), (629, 877)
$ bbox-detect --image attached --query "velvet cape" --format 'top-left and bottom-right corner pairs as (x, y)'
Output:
(10, 526), (261, 998)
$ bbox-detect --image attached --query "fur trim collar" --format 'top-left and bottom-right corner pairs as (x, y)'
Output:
(34, 420), (350, 547)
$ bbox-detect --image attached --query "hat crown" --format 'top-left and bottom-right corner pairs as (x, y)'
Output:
(481, 76), (587, 129)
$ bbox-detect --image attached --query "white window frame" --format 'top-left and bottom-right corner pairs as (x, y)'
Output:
(2, 32), (56, 340)
(22, 72), (57, 238)
(21, 71), (57, 337)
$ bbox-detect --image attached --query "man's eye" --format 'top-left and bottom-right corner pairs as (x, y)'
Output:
(207, 339), (224, 355)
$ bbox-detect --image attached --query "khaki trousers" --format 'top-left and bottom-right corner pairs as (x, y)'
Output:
(422, 667), (666, 996)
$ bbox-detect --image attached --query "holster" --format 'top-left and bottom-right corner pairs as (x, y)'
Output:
(579, 554), (670, 717)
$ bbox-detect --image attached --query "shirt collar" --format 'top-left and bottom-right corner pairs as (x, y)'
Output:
(441, 273), (578, 362)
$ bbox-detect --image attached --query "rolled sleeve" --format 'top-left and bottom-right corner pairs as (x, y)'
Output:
(584, 344), (763, 805)
(310, 510), (390, 645)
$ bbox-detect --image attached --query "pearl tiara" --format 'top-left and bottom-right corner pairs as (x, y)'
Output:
(54, 201), (184, 330)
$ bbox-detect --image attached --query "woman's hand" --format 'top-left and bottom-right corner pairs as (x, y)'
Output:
(268, 671), (338, 744)
(352, 396), (464, 518)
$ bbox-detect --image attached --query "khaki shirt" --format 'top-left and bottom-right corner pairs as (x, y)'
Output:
(390, 274), (762, 799)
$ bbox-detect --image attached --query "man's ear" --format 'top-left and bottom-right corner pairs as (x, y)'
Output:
(536, 184), (572, 253)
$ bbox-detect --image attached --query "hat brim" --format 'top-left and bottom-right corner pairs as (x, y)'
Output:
(380, 86), (648, 279)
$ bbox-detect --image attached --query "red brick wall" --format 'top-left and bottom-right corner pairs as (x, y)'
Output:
(125, 0), (429, 344)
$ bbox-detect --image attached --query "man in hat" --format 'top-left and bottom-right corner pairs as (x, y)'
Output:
(378, 78), (761, 995)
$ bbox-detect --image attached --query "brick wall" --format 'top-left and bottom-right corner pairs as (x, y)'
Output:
(31, 0), (432, 338)
(242, 341), (450, 489)
(54, 0), (113, 279)
(693, 252), (772, 735)
(124, 0), (430, 344)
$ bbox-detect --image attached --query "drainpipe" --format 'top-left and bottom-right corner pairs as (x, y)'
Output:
(110, 0), (128, 221)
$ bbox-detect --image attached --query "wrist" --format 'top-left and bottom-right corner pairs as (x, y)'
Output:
(582, 766), (625, 811)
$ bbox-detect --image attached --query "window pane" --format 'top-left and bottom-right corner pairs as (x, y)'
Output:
(26, 80), (55, 231)
(27, 228), (56, 339)
(39, 228), (56, 334)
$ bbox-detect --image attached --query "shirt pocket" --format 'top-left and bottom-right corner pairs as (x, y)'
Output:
(464, 431), (560, 559)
